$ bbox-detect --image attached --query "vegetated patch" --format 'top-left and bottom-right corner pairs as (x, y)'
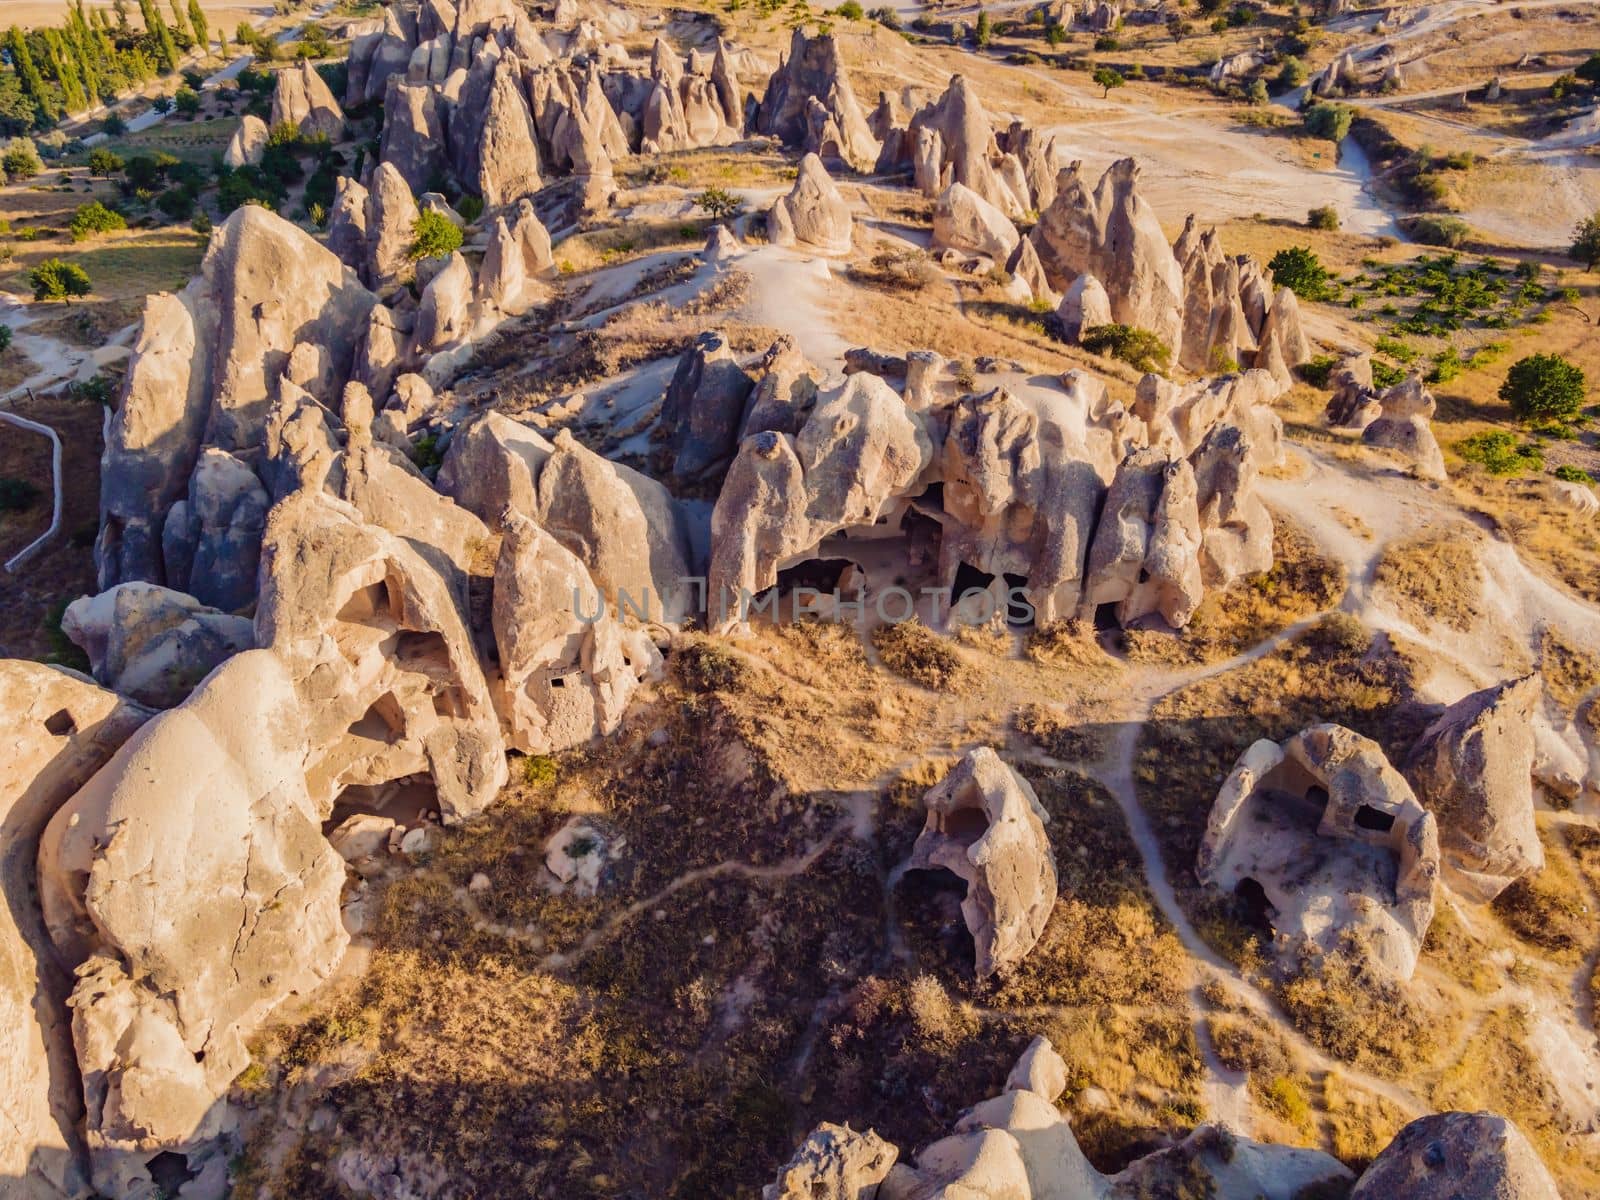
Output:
(1489, 828), (1592, 962)
(1322, 1071), (1410, 1170)
(1420, 901), (1503, 995)
(1023, 617), (1120, 673)
(1013, 702), (1109, 764)
(847, 246), (943, 293)
(1453, 429), (1543, 476)
(1121, 518), (1347, 667)
(1370, 530), (1484, 632)
(1458, 473), (1600, 607)
(871, 618), (964, 689)
(1080, 322), (1171, 374)
(1537, 624), (1600, 716)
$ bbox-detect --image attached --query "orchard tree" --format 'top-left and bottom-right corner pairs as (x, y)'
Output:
(1094, 66), (1125, 97)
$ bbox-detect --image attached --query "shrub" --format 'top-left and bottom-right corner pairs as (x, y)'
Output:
(1298, 354), (1337, 387)
(174, 87), (201, 117)
(408, 209), (463, 260)
(456, 194), (485, 223)
(1276, 56), (1307, 90)
(0, 477), (41, 512)
(1370, 359), (1405, 389)
(2, 137), (43, 181)
(1267, 245), (1332, 300)
(157, 187), (197, 219)
(1302, 102), (1353, 143)
(1406, 215), (1471, 248)
(974, 8), (991, 46)
(1246, 78), (1269, 106)
(0, 324), (10, 353)
(1307, 205), (1339, 231)
(88, 148), (125, 177)
(1554, 465), (1593, 484)
(152, 95), (173, 115)
(1572, 212), (1600, 272)
(101, 113), (128, 137)
(69, 201), (126, 241)
(1499, 353), (1586, 425)
(29, 258), (92, 302)
(1081, 323), (1171, 373)
(833, 0), (864, 16)
(1454, 430), (1543, 475)
(872, 620), (963, 689)
(694, 186), (742, 222)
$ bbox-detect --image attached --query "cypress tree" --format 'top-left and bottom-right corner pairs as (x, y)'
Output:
(167, 0), (192, 46)
(187, 0), (209, 55)
(5, 27), (59, 123)
(42, 28), (88, 113)
(136, 0), (179, 71)
(69, 2), (103, 102)
(112, 0), (132, 36)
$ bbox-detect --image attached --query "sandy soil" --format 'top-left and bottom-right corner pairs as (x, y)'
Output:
(6, 0), (268, 26)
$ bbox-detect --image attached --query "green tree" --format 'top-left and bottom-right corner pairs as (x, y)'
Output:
(695, 186), (742, 221)
(1500, 353), (1587, 425)
(1246, 78), (1269, 105)
(41, 28), (89, 113)
(0, 68), (37, 136)
(1576, 52), (1600, 86)
(70, 200), (127, 240)
(1044, 20), (1066, 46)
(1302, 101), (1353, 143)
(187, 0), (209, 53)
(2, 136), (43, 181)
(167, 0), (193, 45)
(1080, 324), (1170, 374)
(88, 148), (125, 176)
(1267, 244), (1332, 300)
(137, 0), (180, 70)
(1307, 204), (1340, 231)
(974, 8), (991, 46)
(30, 258), (93, 302)
(1093, 66), (1125, 97)
(6, 27), (59, 124)
(1571, 212), (1600, 272)
(408, 209), (463, 260)
(296, 23), (332, 58)
(174, 85), (200, 115)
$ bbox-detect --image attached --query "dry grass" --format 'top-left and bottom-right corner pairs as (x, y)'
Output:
(1371, 530), (1485, 633)
(871, 618), (965, 690)
(1489, 827), (1594, 963)
(1538, 624), (1600, 717)
(1323, 1073), (1410, 1170)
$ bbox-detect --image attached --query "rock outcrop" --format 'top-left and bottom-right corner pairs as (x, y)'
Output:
(1405, 675), (1544, 901)
(1080, 449), (1205, 629)
(755, 27), (879, 171)
(1358, 373), (1446, 481)
(907, 747), (1057, 979)
(767, 152), (853, 255)
(270, 60), (347, 140)
(1198, 724), (1440, 980)
(37, 651), (347, 1196)
(492, 510), (660, 755)
(0, 664), (150, 1200)
(932, 181), (1020, 262)
(1350, 1112), (1561, 1200)
(763, 1124), (898, 1200)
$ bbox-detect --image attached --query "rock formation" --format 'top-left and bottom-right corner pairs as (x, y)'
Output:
(0, 664), (150, 1200)
(1080, 449), (1205, 629)
(755, 27), (879, 171)
(932, 181), (1020, 262)
(1349, 1111), (1561, 1200)
(656, 330), (757, 488)
(767, 152), (853, 255)
(1355, 373), (1446, 481)
(270, 60), (347, 140)
(1405, 675), (1544, 901)
(222, 114), (268, 168)
(492, 510), (660, 755)
(37, 651), (347, 1197)
(772, 1036), (1354, 1199)
(62, 583), (254, 709)
(907, 747), (1057, 979)
(1198, 724), (1440, 980)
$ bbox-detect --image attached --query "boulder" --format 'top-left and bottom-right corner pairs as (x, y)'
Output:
(436, 408), (554, 526)
(36, 651), (345, 1191)
(222, 113), (268, 168)
(1405, 675), (1544, 901)
(767, 152), (853, 255)
(1197, 724), (1440, 980)
(62, 583), (255, 710)
(932, 181), (1019, 262)
(1057, 272), (1112, 343)
(764, 1124), (898, 1200)
(0, 664), (150, 1200)
(907, 747), (1057, 979)
(270, 60), (346, 140)
(1351, 1112), (1560, 1200)
(255, 490), (507, 821)
(491, 510), (660, 754)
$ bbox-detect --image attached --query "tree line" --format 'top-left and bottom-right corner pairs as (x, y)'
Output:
(1, 0), (223, 134)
